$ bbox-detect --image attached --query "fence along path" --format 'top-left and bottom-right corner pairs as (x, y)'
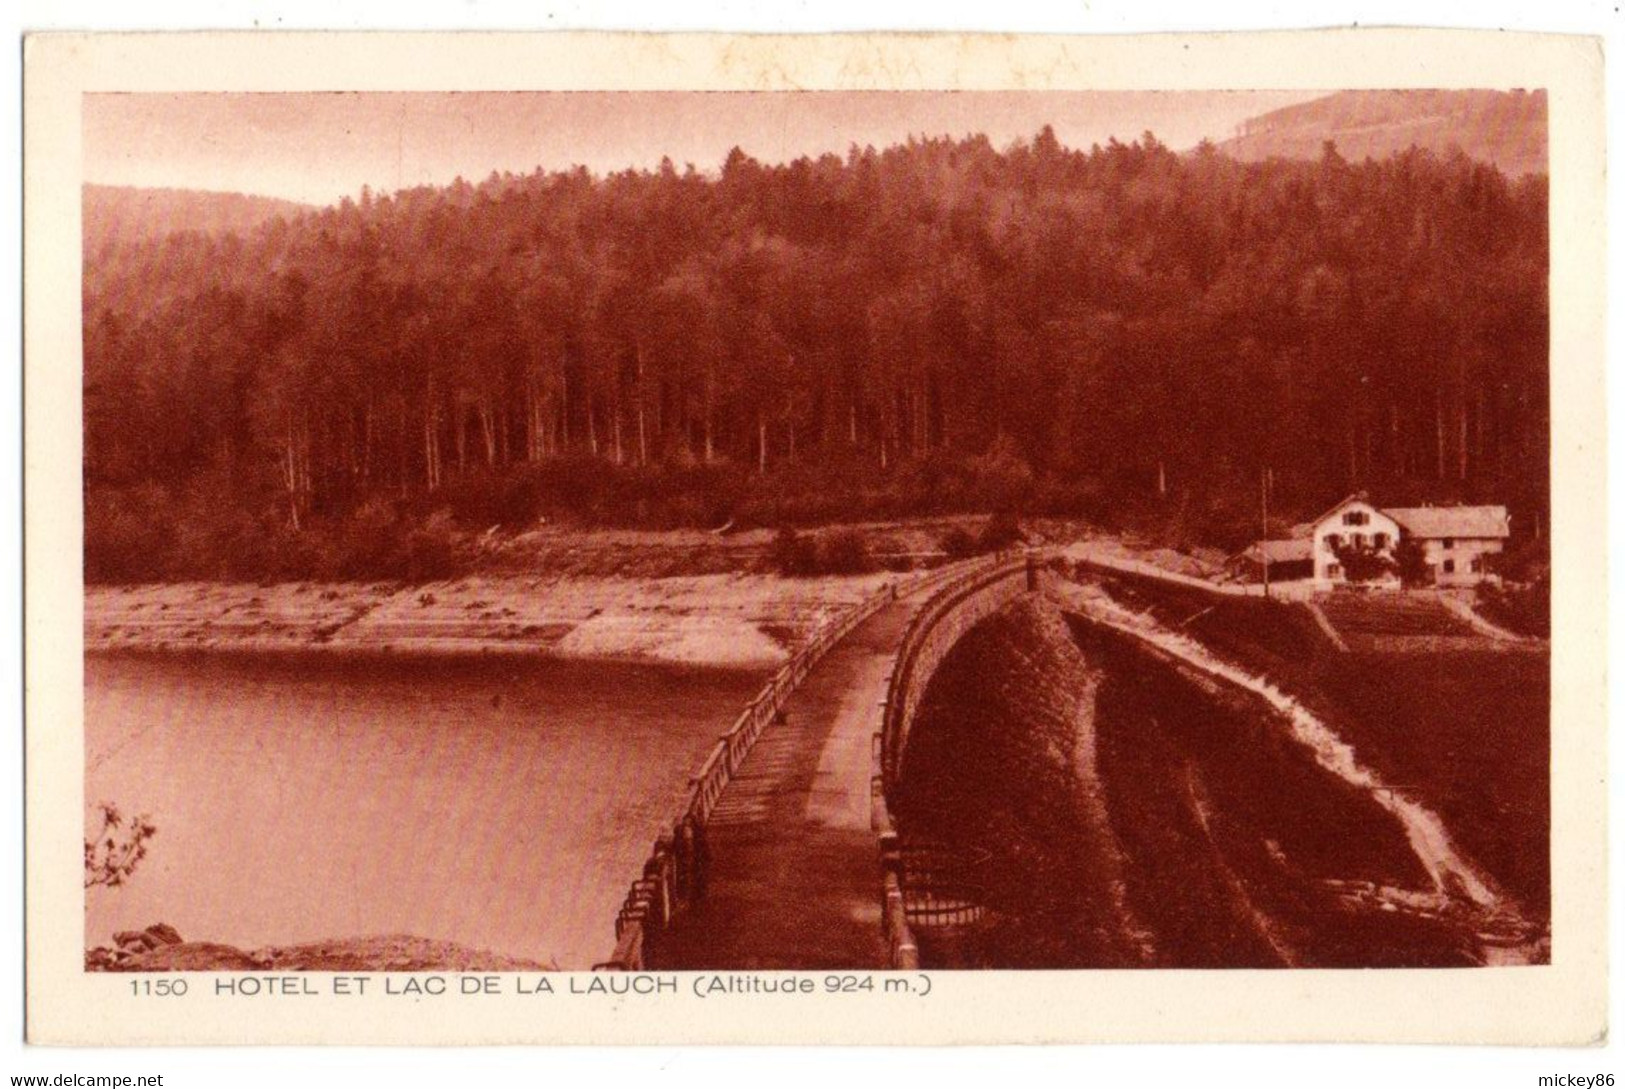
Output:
(595, 556), (1005, 970)
(872, 557), (1034, 966)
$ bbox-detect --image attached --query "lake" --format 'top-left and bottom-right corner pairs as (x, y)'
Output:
(85, 650), (765, 969)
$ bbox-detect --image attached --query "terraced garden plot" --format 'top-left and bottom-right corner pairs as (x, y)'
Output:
(1317, 594), (1479, 638)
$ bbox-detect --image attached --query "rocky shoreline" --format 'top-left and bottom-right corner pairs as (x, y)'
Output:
(88, 924), (556, 972)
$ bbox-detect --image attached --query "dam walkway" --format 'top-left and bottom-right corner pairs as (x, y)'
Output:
(597, 555), (1033, 971)
(646, 593), (915, 969)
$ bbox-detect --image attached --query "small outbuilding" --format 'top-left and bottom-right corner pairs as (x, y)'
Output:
(1227, 538), (1314, 584)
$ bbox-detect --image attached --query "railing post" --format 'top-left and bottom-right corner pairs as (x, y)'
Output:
(878, 829), (902, 876)
(648, 837), (674, 928)
(882, 871), (919, 970)
(691, 817), (710, 901)
(672, 818), (692, 908)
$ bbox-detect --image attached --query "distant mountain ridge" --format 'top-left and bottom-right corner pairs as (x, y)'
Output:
(1217, 89), (1547, 177)
(83, 184), (312, 252)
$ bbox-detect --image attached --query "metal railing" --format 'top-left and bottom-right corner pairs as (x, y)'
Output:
(878, 555), (1033, 794)
(869, 552), (1036, 968)
(892, 841), (991, 928)
(593, 554), (1004, 971)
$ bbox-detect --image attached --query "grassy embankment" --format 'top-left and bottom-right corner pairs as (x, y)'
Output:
(894, 590), (1493, 967)
(1073, 614), (1486, 967)
(889, 596), (1150, 969)
(1086, 570), (1550, 928)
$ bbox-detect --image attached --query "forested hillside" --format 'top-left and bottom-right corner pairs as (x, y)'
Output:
(1220, 90), (1547, 179)
(84, 185), (313, 254)
(83, 130), (1548, 582)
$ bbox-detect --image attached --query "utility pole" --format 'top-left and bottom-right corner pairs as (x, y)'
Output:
(1261, 466), (1271, 599)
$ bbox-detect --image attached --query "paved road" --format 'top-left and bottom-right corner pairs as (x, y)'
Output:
(647, 595), (919, 970)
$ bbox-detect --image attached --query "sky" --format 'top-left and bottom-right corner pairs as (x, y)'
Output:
(83, 90), (1323, 207)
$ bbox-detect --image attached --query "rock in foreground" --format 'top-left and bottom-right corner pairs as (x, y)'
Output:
(88, 933), (556, 972)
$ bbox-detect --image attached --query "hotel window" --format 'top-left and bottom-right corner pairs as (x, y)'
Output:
(1326, 563), (1342, 579)
(1325, 533), (1342, 551)
(1470, 557), (1483, 573)
(1443, 538), (1455, 549)
(1343, 511), (1369, 526)
(1442, 559), (1456, 574)
(1374, 532), (1389, 549)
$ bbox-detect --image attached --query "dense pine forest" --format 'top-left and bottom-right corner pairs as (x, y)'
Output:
(83, 128), (1548, 582)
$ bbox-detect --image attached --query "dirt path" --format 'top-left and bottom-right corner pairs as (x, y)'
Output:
(1436, 592), (1542, 644)
(1304, 601), (1351, 651)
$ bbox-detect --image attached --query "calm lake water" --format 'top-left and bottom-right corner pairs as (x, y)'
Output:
(85, 650), (764, 969)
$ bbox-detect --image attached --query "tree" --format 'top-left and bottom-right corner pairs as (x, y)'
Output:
(1332, 539), (1398, 584)
(80, 119), (1551, 577)
(1394, 536), (1433, 587)
(84, 802), (156, 890)
(769, 526), (817, 576)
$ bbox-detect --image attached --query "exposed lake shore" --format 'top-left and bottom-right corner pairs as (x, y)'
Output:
(85, 571), (896, 669)
(84, 518), (1093, 667)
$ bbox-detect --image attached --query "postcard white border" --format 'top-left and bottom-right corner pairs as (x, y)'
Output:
(24, 28), (1607, 1045)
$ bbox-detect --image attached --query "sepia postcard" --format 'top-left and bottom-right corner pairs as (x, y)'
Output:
(23, 28), (1606, 1045)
